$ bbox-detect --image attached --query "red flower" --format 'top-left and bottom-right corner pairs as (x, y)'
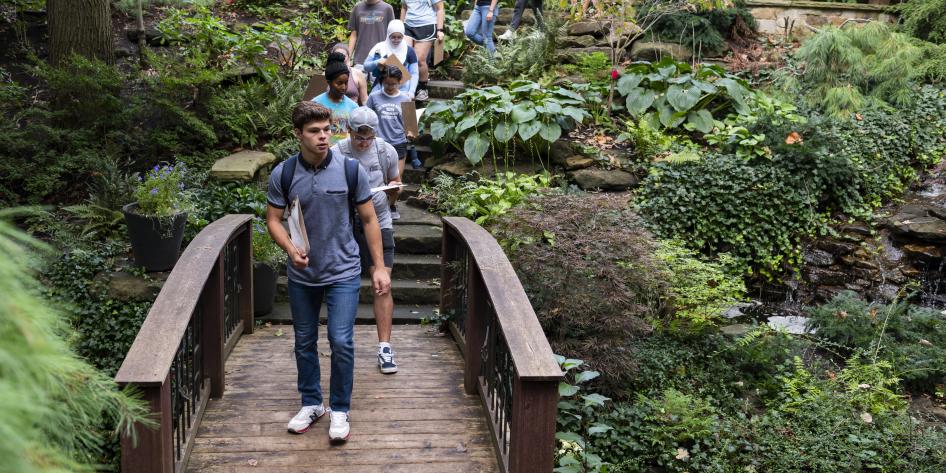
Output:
(611, 69), (619, 81)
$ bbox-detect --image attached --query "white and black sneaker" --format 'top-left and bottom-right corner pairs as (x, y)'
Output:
(415, 88), (429, 102)
(329, 411), (351, 442)
(378, 345), (398, 374)
(287, 404), (326, 434)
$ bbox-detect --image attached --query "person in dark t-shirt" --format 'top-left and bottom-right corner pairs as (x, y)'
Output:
(348, 0), (396, 66)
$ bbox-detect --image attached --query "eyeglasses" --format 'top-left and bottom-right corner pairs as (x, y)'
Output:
(352, 134), (375, 142)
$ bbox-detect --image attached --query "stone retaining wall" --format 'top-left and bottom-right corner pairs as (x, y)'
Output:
(746, 0), (896, 38)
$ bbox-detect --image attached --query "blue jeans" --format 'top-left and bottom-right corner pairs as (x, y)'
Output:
(287, 276), (360, 412)
(465, 5), (499, 55)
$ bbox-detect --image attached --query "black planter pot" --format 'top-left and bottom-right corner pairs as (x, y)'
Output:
(254, 261), (278, 316)
(122, 203), (187, 272)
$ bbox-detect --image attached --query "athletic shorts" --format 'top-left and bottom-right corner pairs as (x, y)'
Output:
(405, 23), (436, 42)
(392, 142), (408, 160)
(355, 226), (395, 270)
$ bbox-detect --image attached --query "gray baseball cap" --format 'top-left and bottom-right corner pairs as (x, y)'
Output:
(349, 107), (379, 132)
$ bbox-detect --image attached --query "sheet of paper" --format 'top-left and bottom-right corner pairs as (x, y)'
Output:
(433, 38), (444, 66)
(370, 183), (407, 194)
(401, 101), (419, 138)
(287, 196), (309, 255)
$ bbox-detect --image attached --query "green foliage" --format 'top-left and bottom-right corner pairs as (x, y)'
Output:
(206, 73), (305, 148)
(422, 80), (591, 164)
(637, 152), (822, 274)
(615, 58), (752, 132)
(461, 25), (560, 86)
(654, 240), (746, 332)
(647, 5), (757, 57)
(898, 0), (946, 45)
(785, 22), (942, 117)
(564, 52), (612, 83)
(806, 291), (946, 394)
(555, 356), (612, 473)
(252, 219), (283, 266)
(704, 93), (806, 159)
(421, 172), (551, 225)
(0, 210), (151, 473)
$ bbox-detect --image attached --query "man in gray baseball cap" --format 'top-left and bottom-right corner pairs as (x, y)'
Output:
(331, 107), (403, 374)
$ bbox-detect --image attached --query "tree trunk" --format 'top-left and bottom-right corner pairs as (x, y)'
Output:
(47, 0), (113, 66)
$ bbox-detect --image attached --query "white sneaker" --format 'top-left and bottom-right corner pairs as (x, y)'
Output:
(287, 404), (326, 434)
(415, 88), (429, 102)
(498, 29), (516, 40)
(329, 411), (350, 442)
(378, 345), (398, 374)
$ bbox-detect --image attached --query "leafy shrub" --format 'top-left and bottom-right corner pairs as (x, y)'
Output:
(898, 0), (946, 45)
(1, 211), (150, 473)
(461, 25), (560, 85)
(637, 152), (821, 273)
(205, 73), (305, 148)
(654, 240), (746, 332)
(133, 163), (190, 217)
(555, 357), (612, 473)
(615, 58), (753, 132)
(423, 80), (592, 164)
(489, 192), (670, 396)
(420, 172), (551, 225)
(647, 5), (757, 57)
(806, 291), (946, 394)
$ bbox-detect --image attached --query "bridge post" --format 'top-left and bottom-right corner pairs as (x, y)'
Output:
(120, 376), (173, 473)
(239, 222), (254, 334)
(202, 257), (226, 398)
(464, 268), (486, 396)
(508, 379), (558, 473)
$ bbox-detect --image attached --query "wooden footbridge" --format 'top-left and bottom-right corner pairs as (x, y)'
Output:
(115, 215), (563, 473)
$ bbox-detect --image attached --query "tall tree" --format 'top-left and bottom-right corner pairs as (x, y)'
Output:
(47, 0), (113, 66)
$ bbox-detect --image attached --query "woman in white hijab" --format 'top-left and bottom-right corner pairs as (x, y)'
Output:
(364, 20), (420, 99)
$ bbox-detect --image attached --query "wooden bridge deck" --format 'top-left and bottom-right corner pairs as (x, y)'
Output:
(185, 324), (501, 473)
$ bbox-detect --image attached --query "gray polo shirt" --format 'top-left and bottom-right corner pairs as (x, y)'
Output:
(267, 150), (372, 286)
(332, 138), (400, 230)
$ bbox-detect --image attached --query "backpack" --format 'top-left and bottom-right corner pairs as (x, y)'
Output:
(280, 152), (360, 224)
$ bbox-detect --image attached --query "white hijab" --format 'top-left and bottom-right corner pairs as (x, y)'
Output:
(373, 20), (408, 64)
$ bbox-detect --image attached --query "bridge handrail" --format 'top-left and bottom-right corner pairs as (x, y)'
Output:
(440, 216), (563, 473)
(115, 214), (254, 473)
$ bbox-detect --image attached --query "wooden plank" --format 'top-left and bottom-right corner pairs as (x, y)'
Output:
(238, 226), (254, 335)
(204, 256), (226, 399)
(192, 432), (492, 452)
(201, 406), (485, 424)
(121, 379), (173, 473)
(186, 448), (496, 469)
(508, 379), (557, 473)
(186, 461), (497, 473)
(196, 419), (491, 438)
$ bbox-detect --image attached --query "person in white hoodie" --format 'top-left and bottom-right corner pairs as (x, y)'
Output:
(364, 20), (420, 100)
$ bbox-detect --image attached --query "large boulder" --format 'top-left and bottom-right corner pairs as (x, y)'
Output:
(886, 204), (946, 243)
(629, 41), (692, 62)
(568, 168), (639, 191)
(210, 150), (277, 181)
(561, 34), (597, 48)
(569, 20), (607, 37)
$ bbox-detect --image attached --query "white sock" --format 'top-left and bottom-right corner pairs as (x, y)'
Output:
(378, 342), (391, 352)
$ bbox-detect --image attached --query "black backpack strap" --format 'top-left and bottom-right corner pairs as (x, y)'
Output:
(345, 157), (359, 224)
(280, 154), (298, 204)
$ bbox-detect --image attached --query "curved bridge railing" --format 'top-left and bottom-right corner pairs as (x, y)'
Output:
(440, 217), (564, 473)
(115, 214), (254, 473)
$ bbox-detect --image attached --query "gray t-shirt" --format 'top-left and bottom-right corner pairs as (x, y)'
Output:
(349, 1), (396, 65)
(331, 138), (400, 230)
(267, 151), (372, 286)
(366, 89), (409, 146)
(403, 0), (442, 27)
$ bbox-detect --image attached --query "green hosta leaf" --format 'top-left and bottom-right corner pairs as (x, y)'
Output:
(430, 121), (450, 141)
(625, 88), (657, 116)
(657, 101), (686, 128)
(463, 132), (488, 164)
(559, 382), (580, 397)
(511, 102), (537, 123)
(456, 115), (479, 134)
(687, 109), (714, 133)
(561, 358), (583, 370)
(582, 393), (610, 407)
(553, 87), (585, 101)
(667, 73), (692, 84)
(666, 85), (702, 112)
(554, 463), (582, 473)
(693, 80), (718, 94)
(539, 122), (561, 142)
(494, 121), (517, 143)
(616, 73), (644, 95)
(718, 77), (750, 113)
(542, 100), (563, 115)
(658, 63), (677, 79)
(557, 400), (577, 411)
(562, 106), (589, 123)
(425, 100), (451, 115)
(574, 370), (600, 384)
(518, 120), (541, 141)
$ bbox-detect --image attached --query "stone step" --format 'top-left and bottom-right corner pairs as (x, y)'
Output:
(393, 204), (441, 227)
(258, 301), (438, 325)
(392, 224), (442, 254)
(427, 80), (465, 100)
(460, 8), (539, 26)
(392, 253), (442, 280)
(398, 183), (421, 201)
(276, 276), (440, 305)
(401, 167), (427, 185)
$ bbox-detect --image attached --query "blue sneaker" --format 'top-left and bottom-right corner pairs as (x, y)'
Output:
(411, 157), (423, 169)
(378, 346), (398, 374)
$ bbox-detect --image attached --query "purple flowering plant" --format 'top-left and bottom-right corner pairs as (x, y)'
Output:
(133, 163), (190, 217)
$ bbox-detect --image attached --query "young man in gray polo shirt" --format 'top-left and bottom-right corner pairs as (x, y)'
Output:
(266, 101), (391, 442)
(331, 107), (401, 374)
